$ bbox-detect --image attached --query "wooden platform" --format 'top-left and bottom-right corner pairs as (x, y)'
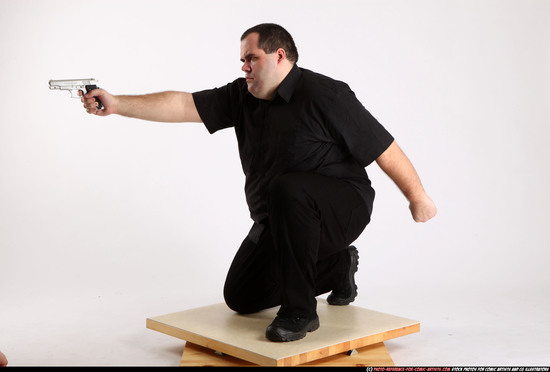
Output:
(147, 298), (419, 366)
(179, 341), (395, 366)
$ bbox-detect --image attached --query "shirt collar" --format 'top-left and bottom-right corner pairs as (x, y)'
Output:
(276, 64), (302, 103)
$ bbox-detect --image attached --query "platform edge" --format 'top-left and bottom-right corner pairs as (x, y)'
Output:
(146, 317), (278, 366)
(276, 321), (420, 366)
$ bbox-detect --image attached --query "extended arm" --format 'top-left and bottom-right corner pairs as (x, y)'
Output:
(376, 140), (437, 223)
(81, 89), (202, 123)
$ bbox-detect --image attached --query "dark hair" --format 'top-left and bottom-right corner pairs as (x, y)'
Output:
(241, 23), (299, 63)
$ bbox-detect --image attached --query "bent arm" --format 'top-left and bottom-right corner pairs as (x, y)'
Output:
(82, 89), (202, 123)
(376, 140), (437, 222)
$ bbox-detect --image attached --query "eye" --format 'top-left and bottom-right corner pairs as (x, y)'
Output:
(244, 55), (258, 63)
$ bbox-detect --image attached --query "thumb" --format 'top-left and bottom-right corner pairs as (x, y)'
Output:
(85, 87), (103, 98)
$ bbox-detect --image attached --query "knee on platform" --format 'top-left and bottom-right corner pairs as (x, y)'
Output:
(224, 296), (262, 315)
(223, 287), (258, 315)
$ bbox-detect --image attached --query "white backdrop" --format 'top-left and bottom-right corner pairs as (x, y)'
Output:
(1, 0), (549, 366)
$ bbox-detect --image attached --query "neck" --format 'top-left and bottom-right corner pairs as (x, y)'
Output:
(264, 62), (294, 101)
(279, 62), (294, 82)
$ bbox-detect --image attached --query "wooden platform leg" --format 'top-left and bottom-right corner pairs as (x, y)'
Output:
(180, 341), (395, 367)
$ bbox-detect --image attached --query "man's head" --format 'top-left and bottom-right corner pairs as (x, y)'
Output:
(240, 23), (298, 100)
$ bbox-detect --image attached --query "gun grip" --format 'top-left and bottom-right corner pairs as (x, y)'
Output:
(85, 85), (104, 110)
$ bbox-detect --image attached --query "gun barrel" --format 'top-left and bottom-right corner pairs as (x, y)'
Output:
(49, 78), (98, 89)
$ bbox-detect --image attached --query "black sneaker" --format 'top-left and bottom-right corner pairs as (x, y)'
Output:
(327, 246), (359, 305)
(265, 314), (320, 342)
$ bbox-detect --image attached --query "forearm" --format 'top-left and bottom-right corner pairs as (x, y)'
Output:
(376, 140), (437, 222)
(114, 91), (202, 123)
(376, 141), (425, 202)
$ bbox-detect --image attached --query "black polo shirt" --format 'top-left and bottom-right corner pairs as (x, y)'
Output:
(192, 64), (394, 222)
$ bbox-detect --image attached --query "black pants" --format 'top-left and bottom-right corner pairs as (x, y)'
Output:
(223, 172), (371, 318)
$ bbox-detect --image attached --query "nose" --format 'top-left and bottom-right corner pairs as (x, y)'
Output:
(242, 60), (251, 73)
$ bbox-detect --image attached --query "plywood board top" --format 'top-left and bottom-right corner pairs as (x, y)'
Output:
(147, 299), (419, 366)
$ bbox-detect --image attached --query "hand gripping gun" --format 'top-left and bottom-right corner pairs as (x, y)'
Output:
(49, 78), (103, 109)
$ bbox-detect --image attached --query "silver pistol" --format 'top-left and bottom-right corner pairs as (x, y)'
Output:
(49, 78), (103, 109)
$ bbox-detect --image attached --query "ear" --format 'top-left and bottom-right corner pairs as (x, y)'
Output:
(276, 48), (287, 63)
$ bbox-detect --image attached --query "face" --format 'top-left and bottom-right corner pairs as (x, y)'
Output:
(240, 33), (280, 100)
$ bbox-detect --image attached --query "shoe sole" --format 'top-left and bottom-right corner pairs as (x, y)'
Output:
(327, 246), (359, 306)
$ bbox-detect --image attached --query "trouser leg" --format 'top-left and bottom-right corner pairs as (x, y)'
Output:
(223, 223), (281, 314)
(268, 172), (370, 318)
(223, 172), (371, 317)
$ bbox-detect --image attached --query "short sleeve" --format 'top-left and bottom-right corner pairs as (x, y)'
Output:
(326, 85), (394, 167)
(192, 78), (245, 134)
